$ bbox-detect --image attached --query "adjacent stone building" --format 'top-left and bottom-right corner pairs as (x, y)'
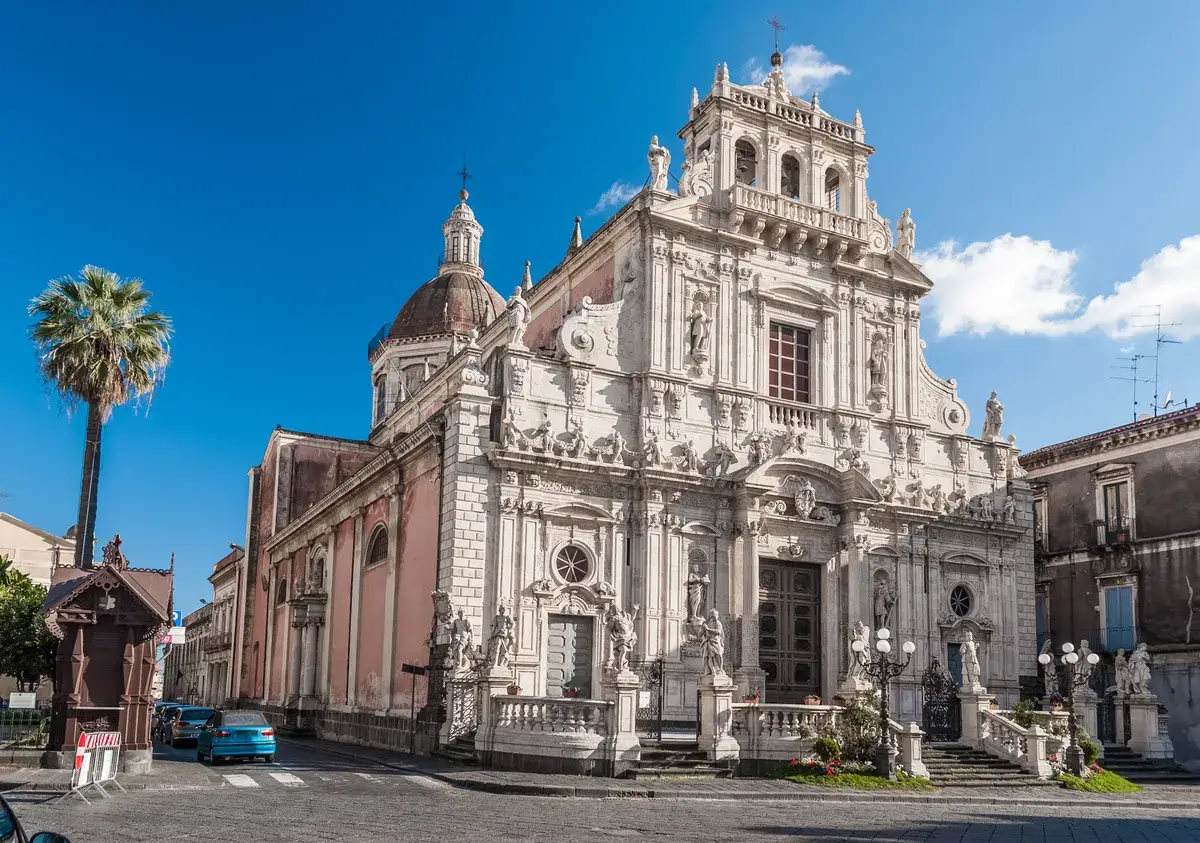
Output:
(1021, 405), (1200, 768)
(163, 604), (210, 704)
(234, 49), (1037, 747)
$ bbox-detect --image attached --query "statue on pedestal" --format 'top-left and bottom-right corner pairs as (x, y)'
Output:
(506, 288), (531, 348)
(1114, 648), (1133, 696)
(982, 392), (1004, 439)
(685, 567), (709, 623)
(700, 609), (726, 677)
(606, 604), (640, 673)
(896, 208), (916, 260)
(648, 135), (671, 192)
(448, 610), (474, 671)
(486, 605), (515, 670)
(962, 631), (983, 690)
(1128, 643), (1152, 696)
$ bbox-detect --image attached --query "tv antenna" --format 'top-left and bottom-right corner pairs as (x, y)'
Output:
(0, 491), (10, 509)
(1111, 354), (1152, 422)
(1129, 304), (1183, 417)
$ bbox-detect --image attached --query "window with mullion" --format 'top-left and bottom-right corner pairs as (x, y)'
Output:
(1103, 482), (1129, 538)
(768, 323), (811, 403)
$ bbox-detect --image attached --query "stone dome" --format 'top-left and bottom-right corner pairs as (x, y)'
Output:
(387, 269), (505, 341)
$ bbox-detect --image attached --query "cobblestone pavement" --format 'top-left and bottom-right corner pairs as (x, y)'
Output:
(4, 741), (1200, 842)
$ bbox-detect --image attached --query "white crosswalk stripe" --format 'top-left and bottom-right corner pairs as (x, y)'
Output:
(268, 772), (306, 786)
(216, 768), (453, 791)
(223, 774), (259, 788)
(398, 772), (453, 790)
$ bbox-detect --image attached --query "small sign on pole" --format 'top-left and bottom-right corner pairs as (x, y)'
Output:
(168, 626), (186, 645)
(171, 610), (182, 626)
(401, 664), (427, 755)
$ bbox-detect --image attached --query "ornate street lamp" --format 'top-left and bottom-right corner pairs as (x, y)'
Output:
(1038, 641), (1099, 776)
(852, 627), (916, 780)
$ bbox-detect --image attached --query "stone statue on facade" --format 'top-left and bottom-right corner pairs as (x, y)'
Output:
(1040, 639), (1056, 698)
(506, 288), (531, 348)
(1001, 495), (1017, 524)
(982, 392), (1004, 439)
(873, 579), (896, 630)
(609, 429), (629, 464)
(868, 336), (888, 391)
(1076, 640), (1096, 687)
(1114, 648), (1133, 696)
(535, 417), (555, 453)
(448, 609), (474, 672)
(896, 208), (916, 260)
(689, 299), (711, 355)
(486, 605), (515, 670)
(909, 478), (928, 508)
(648, 135), (671, 192)
(682, 439), (700, 473)
(1128, 643), (1152, 695)
(748, 431), (772, 467)
(643, 427), (663, 468)
(566, 417), (589, 458)
(685, 567), (709, 623)
(878, 473), (898, 503)
(502, 408), (525, 450)
(712, 442), (735, 476)
(962, 631), (983, 690)
(980, 494), (995, 521)
(930, 484), (947, 514)
(700, 609), (726, 677)
(794, 478), (817, 519)
(847, 621), (870, 683)
(606, 604), (640, 673)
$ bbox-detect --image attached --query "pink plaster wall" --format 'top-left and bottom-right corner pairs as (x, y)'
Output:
(522, 256), (615, 352)
(244, 439), (278, 700)
(390, 468), (439, 709)
(354, 497), (391, 709)
(327, 517), (354, 707)
(569, 256), (615, 308)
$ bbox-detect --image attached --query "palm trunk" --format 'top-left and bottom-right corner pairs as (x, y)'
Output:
(72, 402), (103, 569)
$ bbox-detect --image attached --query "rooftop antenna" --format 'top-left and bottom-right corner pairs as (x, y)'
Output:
(1111, 354), (1152, 423)
(0, 491), (10, 509)
(1128, 305), (1183, 417)
(1160, 390), (1191, 412)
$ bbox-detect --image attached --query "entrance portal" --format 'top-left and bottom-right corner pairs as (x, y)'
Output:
(758, 560), (821, 703)
(546, 615), (593, 698)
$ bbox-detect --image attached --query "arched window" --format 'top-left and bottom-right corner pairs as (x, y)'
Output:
(374, 374), (387, 424)
(781, 154), (801, 199)
(735, 140), (758, 187)
(824, 168), (841, 212)
(311, 556), (325, 588)
(366, 526), (389, 567)
(554, 545), (591, 584)
(275, 579), (287, 605)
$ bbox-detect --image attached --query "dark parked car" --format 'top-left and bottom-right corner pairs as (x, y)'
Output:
(168, 707), (216, 748)
(153, 705), (183, 742)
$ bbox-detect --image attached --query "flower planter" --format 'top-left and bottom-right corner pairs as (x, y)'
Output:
(743, 696), (760, 704)
(803, 696), (822, 706)
(562, 688), (582, 699)
(506, 684), (521, 695)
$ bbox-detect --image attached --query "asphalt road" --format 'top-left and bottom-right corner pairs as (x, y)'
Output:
(6, 740), (1200, 842)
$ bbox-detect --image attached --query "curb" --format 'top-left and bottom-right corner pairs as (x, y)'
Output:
(282, 739), (1200, 809)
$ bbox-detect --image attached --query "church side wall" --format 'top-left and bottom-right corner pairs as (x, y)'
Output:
(328, 517), (355, 707)
(390, 467), (439, 709)
(354, 497), (390, 709)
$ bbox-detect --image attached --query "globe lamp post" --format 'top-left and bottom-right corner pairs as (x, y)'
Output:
(852, 627), (916, 780)
(1038, 641), (1099, 776)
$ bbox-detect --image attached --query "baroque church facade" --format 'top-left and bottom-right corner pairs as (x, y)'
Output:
(234, 50), (1037, 735)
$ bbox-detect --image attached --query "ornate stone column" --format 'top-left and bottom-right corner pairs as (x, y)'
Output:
(288, 610), (304, 700)
(301, 614), (321, 699)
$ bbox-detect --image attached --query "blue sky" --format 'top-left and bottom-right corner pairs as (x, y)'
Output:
(2, 2), (1198, 613)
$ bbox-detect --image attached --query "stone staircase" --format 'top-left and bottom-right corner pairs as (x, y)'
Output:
(1100, 745), (1200, 784)
(922, 743), (1056, 787)
(432, 733), (478, 765)
(623, 741), (733, 780)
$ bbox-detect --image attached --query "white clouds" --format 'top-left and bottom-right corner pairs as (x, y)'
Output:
(742, 44), (849, 95)
(590, 181), (640, 215)
(919, 234), (1200, 340)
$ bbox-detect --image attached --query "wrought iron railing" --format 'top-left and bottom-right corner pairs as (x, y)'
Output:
(0, 709), (48, 748)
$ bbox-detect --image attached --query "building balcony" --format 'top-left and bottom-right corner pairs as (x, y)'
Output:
(203, 631), (233, 653)
(726, 183), (868, 256)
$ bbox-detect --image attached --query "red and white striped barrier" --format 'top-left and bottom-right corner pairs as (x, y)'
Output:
(69, 730), (122, 799)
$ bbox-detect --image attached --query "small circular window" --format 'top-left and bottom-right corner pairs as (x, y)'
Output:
(554, 545), (591, 583)
(949, 585), (972, 617)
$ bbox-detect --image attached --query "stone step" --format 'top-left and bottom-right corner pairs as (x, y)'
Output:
(636, 756), (714, 768)
(934, 778), (1057, 788)
(924, 766), (1027, 776)
(639, 751), (710, 763)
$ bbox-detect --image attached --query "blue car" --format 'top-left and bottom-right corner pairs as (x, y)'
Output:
(196, 710), (276, 764)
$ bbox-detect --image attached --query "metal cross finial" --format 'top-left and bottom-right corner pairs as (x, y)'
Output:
(456, 154), (471, 194)
(768, 15), (785, 52)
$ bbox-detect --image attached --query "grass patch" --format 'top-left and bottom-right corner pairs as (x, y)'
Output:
(1058, 769), (1142, 793)
(778, 763), (936, 791)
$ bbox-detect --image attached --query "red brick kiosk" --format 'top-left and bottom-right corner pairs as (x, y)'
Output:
(42, 536), (173, 774)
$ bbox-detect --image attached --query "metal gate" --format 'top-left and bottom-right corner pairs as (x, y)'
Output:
(1098, 693), (1117, 745)
(634, 657), (664, 741)
(921, 657), (962, 742)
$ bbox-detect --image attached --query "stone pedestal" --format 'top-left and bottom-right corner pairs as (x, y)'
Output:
(601, 669), (642, 777)
(698, 673), (740, 763)
(958, 690), (994, 750)
(439, 669), (482, 747)
(1071, 690), (1102, 759)
(474, 668), (515, 759)
(1128, 695), (1174, 761)
(1113, 694), (1128, 747)
(838, 676), (876, 700)
(897, 722), (929, 778)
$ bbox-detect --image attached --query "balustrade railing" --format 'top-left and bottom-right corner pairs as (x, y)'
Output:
(493, 696), (612, 736)
(725, 90), (857, 140)
(732, 703), (840, 740)
(766, 401), (821, 430)
(979, 710), (1050, 777)
(728, 184), (867, 242)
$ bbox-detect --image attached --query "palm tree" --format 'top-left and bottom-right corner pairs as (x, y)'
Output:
(29, 266), (173, 569)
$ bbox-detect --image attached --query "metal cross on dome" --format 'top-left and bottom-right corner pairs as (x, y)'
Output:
(456, 154), (471, 194)
(768, 15), (785, 52)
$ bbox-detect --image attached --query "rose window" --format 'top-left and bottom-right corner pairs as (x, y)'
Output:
(554, 546), (591, 584)
(949, 585), (972, 618)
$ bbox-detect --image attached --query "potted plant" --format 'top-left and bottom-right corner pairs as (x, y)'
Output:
(1049, 694), (1065, 712)
(742, 691), (761, 704)
(803, 695), (821, 706)
(506, 682), (521, 695)
(562, 686), (582, 699)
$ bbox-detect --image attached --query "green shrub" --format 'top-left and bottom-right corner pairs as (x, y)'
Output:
(813, 736), (840, 763)
(1010, 699), (1036, 729)
(1080, 739), (1100, 767)
(836, 693), (881, 763)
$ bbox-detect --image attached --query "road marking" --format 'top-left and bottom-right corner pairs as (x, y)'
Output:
(355, 772), (381, 783)
(268, 772), (306, 787)
(400, 772), (453, 791)
(223, 774), (259, 788)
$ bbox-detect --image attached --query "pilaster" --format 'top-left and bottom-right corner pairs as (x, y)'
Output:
(381, 482), (402, 709)
(347, 506), (366, 708)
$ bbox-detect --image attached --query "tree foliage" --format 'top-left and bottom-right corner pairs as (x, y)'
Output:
(0, 557), (57, 692)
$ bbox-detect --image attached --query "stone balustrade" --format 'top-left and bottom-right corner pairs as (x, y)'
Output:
(765, 400), (822, 431)
(727, 184), (868, 244)
(731, 703), (837, 775)
(979, 710), (1051, 778)
(493, 697), (611, 735)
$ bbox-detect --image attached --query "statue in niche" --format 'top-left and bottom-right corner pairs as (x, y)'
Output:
(648, 135), (671, 192)
(1114, 648), (1132, 696)
(643, 428), (663, 467)
(682, 439), (701, 472)
(982, 392), (1004, 439)
(505, 288), (531, 347)
(868, 336), (888, 391)
(1002, 495), (1016, 524)
(689, 299), (712, 355)
(1128, 643), (1152, 695)
(794, 479), (817, 518)
(486, 605), (515, 670)
(873, 577), (896, 630)
(896, 208), (916, 260)
(962, 631), (983, 689)
(686, 567), (709, 623)
(607, 604), (639, 672)
(712, 442), (735, 476)
(448, 610), (474, 671)
(700, 609), (726, 677)
(847, 621), (870, 682)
